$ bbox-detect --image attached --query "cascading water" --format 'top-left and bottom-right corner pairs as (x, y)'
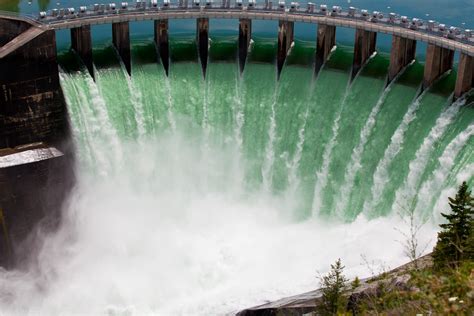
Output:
(0, 37), (472, 316)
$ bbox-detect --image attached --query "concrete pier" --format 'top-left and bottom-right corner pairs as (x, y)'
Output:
(388, 35), (416, 84)
(277, 20), (294, 79)
(238, 18), (252, 75)
(423, 44), (454, 90)
(71, 25), (94, 79)
(0, 26), (69, 149)
(454, 53), (474, 98)
(197, 18), (209, 78)
(112, 22), (131, 76)
(154, 19), (170, 76)
(315, 24), (336, 75)
(352, 29), (377, 80)
(0, 18), (30, 46)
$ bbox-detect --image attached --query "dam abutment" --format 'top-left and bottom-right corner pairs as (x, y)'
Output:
(71, 25), (94, 79)
(277, 20), (294, 79)
(112, 21), (131, 76)
(0, 17), (74, 268)
(0, 28), (68, 148)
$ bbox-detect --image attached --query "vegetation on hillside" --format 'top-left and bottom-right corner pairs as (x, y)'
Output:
(317, 182), (474, 315)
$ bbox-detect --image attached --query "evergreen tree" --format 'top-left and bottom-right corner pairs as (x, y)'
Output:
(433, 182), (474, 270)
(318, 258), (348, 315)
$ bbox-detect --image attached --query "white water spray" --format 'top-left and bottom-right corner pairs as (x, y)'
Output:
(262, 86), (279, 193)
(392, 97), (464, 213)
(125, 68), (147, 138)
(334, 82), (392, 218)
(164, 77), (177, 131)
(415, 123), (474, 217)
(311, 78), (354, 216)
(81, 68), (123, 174)
(233, 73), (245, 153)
(363, 91), (424, 215)
(286, 108), (308, 197)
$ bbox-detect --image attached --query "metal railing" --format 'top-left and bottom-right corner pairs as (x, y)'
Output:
(0, 9), (46, 27)
(4, 1), (474, 55)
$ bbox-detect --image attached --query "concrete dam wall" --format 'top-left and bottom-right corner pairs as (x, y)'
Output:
(0, 17), (73, 268)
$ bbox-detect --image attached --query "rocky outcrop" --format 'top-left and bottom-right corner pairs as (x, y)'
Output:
(237, 255), (433, 316)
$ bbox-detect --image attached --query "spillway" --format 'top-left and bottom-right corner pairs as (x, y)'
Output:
(0, 34), (473, 315)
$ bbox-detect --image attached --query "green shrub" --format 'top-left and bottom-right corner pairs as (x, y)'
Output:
(318, 258), (348, 316)
(433, 182), (474, 270)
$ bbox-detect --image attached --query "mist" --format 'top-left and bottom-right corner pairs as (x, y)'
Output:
(0, 130), (438, 315)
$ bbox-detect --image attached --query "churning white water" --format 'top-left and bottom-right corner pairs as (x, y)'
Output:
(0, 128), (440, 316)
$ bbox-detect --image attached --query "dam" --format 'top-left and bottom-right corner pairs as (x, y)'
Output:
(0, 0), (473, 314)
(3, 2), (474, 90)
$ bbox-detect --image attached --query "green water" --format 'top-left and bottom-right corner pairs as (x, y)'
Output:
(58, 39), (474, 221)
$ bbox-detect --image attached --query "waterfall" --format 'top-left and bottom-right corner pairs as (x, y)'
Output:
(202, 76), (211, 137)
(59, 70), (94, 166)
(415, 123), (474, 217)
(6, 39), (474, 316)
(286, 108), (308, 197)
(60, 68), (124, 175)
(261, 85), (279, 193)
(230, 71), (246, 191)
(125, 68), (147, 138)
(233, 72), (245, 153)
(334, 81), (391, 218)
(165, 76), (177, 132)
(363, 91), (425, 215)
(311, 79), (352, 216)
(286, 74), (319, 198)
(392, 97), (464, 213)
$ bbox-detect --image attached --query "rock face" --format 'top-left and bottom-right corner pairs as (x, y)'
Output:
(237, 289), (320, 316)
(237, 255), (433, 316)
(0, 17), (73, 268)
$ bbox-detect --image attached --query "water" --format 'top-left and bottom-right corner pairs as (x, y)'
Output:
(2, 0), (474, 310)
(0, 37), (472, 315)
